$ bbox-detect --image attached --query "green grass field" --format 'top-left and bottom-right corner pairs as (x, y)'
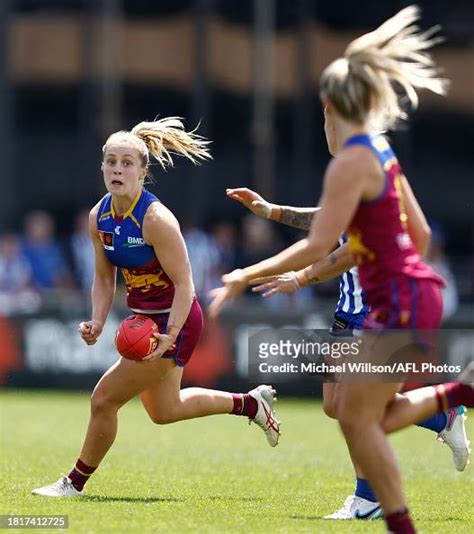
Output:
(0, 390), (472, 533)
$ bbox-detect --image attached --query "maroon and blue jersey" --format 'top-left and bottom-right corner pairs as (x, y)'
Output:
(96, 188), (175, 311)
(345, 134), (444, 328)
(96, 188), (204, 366)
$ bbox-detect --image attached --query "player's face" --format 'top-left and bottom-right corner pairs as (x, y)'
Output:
(102, 143), (146, 196)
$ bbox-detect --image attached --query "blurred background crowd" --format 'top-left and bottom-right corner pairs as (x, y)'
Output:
(0, 0), (472, 326)
(0, 208), (466, 320)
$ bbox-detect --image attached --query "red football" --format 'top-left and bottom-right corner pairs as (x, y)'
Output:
(115, 314), (159, 361)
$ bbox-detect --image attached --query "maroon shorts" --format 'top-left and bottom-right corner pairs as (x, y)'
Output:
(363, 276), (444, 358)
(144, 298), (204, 367)
(364, 277), (443, 330)
(362, 277), (444, 383)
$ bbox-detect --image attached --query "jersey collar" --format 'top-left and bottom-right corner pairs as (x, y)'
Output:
(111, 188), (142, 221)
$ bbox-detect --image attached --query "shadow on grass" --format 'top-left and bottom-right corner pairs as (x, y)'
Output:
(208, 496), (264, 503)
(289, 514), (328, 521)
(82, 494), (265, 504)
(83, 495), (184, 504)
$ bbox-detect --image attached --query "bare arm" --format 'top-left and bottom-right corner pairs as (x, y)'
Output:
(242, 149), (367, 279)
(299, 242), (355, 285)
(400, 175), (431, 257)
(143, 203), (195, 358)
(226, 187), (320, 230)
(250, 242), (355, 297)
(208, 147), (370, 317)
(275, 205), (321, 230)
(79, 205), (117, 345)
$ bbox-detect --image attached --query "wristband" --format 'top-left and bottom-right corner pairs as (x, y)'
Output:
(260, 203), (272, 219)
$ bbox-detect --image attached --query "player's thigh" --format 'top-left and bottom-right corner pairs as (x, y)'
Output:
(336, 382), (403, 427)
(92, 356), (177, 409)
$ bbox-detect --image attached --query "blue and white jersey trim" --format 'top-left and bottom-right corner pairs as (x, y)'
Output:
(335, 235), (370, 316)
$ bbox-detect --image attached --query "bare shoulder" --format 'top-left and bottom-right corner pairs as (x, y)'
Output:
(144, 201), (179, 228)
(143, 201), (181, 243)
(324, 145), (382, 199)
(88, 201), (102, 233)
(329, 145), (379, 178)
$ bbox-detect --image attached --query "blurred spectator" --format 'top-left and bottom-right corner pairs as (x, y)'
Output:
(236, 214), (283, 267)
(209, 221), (237, 288)
(183, 220), (220, 303)
(237, 215), (314, 311)
(71, 209), (95, 294)
(21, 211), (74, 294)
(0, 233), (41, 314)
(426, 224), (459, 319)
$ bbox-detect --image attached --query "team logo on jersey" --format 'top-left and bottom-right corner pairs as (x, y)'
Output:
(114, 225), (121, 235)
(123, 236), (146, 248)
(348, 230), (376, 263)
(98, 230), (114, 250)
(121, 267), (170, 292)
(396, 232), (412, 250)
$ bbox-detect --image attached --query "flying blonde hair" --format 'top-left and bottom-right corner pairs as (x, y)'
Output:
(104, 117), (211, 170)
(320, 5), (449, 131)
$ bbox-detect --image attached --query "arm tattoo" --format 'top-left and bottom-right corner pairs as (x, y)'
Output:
(166, 321), (180, 335)
(278, 208), (315, 230)
(329, 252), (337, 265)
(307, 275), (320, 285)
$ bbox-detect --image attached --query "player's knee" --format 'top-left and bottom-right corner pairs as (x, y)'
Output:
(380, 413), (395, 434)
(149, 410), (178, 425)
(336, 404), (360, 434)
(90, 388), (118, 416)
(323, 397), (338, 419)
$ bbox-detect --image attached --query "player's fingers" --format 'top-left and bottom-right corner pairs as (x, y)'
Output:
(154, 338), (176, 353)
(225, 189), (242, 197)
(251, 282), (275, 293)
(261, 288), (277, 298)
(151, 334), (176, 350)
(249, 276), (276, 286)
(226, 187), (250, 194)
(227, 193), (246, 204)
(90, 325), (100, 336)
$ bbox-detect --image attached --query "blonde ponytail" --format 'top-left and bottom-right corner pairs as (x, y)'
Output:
(320, 5), (448, 131)
(131, 117), (211, 169)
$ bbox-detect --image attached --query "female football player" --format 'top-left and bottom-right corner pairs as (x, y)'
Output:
(225, 187), (469, 520)
(32, 117), (280, 498)
(209, 7), (474, 533)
